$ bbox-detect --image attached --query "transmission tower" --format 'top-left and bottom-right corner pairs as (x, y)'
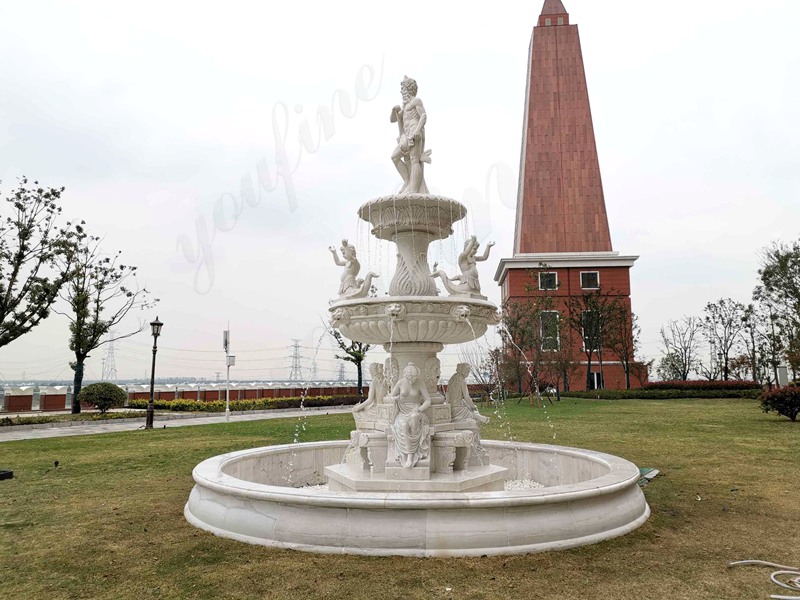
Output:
(337, 362), (346, 382)
(288, 339), (304, 381)
(310, 359), (319, 381)
(102, 330), (118, 382)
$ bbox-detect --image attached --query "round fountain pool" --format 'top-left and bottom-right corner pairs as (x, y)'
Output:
(185, 440), (650, 557)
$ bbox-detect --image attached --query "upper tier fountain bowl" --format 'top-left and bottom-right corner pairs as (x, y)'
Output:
(330, 296), (500, 345)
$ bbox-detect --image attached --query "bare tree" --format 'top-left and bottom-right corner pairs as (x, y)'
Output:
(499, 297), (538, 395)
(631, 359), (653, 387)
(0, 178), (85, 348)
(458, 343), (500, 402)
(540, 314), (580, 392)
(566, 290), (628, 389)
(56, 238), (156, 413)
(606, 310), (641, 389)
(702, 298), (746, 380)
(659, 316), (703, 380)
(330, 328), (370, 397)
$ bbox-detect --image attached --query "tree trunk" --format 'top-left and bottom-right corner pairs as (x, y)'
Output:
(356, 360), (363, 397)
(71, 357), (85, 414)
(585, 353), (593, 390)
(598, 352), (605, 389)
(625, 362), (631, 389)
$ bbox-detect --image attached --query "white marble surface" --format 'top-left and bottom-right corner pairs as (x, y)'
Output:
(185, 439), (650, 556)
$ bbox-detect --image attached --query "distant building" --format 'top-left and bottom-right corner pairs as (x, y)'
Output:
(495, 0), (643, 390)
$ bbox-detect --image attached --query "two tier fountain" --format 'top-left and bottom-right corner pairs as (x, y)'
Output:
(185, 77), (650, 556)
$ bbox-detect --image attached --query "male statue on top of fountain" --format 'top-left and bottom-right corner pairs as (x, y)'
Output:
(391, 76), (432, 195)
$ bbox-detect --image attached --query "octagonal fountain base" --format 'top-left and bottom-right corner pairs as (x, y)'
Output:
(185, 440), (650, 557)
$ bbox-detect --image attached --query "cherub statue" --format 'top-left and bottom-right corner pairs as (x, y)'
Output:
(329, 240), (379, 299)
(386, 363), (432, 468)
(391, 76), (432, 195)
(431, 235), (495, 296)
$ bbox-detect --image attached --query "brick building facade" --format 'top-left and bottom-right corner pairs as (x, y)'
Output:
(495, 0), (643, 391)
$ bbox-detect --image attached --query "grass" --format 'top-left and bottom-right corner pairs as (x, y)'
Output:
(0, 398), (797, 600)
(1, 411), (148, 427)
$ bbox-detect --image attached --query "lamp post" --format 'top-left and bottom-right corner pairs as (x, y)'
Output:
(225, 354), (236, 421)
(223, 328), (235, 422)
(145, 316), (163, 430)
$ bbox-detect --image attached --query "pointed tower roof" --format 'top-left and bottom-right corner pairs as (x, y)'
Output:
(540, 0), (567, 15)
(514, 1), (612, 254)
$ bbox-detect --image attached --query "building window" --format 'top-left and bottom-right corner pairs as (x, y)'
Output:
(581, 310), (600, 352)
(557, 17), (564, 25)
(539, 272), (558, 290)
(580, 271), (600, 289)
(541, 311), (560, 351)
(545, 18), (551, 26)
(588, 372), (604, 390)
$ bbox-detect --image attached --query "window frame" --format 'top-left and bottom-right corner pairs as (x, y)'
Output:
(557, 17), (564, 25)
(538, 271), (558, 291)
(545, 17), (552, 26)
(588, 371), (604, 390)
(580, 271), (600, 290)
(540, 310), (560, 351)
(581, 309), (601, 352)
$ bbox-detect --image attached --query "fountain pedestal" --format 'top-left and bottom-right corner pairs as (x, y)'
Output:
(327, 193), (502, 489)
(325, 462), (509, 492)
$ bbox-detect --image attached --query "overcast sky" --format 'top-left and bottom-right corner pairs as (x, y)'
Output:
(1, 0), (798, 383)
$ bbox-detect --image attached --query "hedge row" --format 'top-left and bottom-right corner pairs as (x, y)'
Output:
(560, 389), (762, 400)
(126, 395), (361, 413)
(645, 380), (761, 391)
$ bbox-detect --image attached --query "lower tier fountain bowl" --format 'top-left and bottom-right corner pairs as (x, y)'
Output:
(185, 440), (650, 557)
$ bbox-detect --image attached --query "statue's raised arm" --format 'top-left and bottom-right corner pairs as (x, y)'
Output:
(475, 240), (495, 262)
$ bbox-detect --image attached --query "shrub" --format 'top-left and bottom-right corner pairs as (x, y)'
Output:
(646, 380), (761, 391)
(125, 395), (360, 412)
(760, 386), (800, 421)
(77, 383), (128, 414)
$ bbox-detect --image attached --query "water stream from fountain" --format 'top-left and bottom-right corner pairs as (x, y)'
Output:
(285, 328), (330, 486)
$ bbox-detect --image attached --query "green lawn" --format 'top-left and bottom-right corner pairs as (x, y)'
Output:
(1, 398), (797, 600)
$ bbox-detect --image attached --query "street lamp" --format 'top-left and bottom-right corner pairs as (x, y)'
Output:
(223, 328), (235, 422)
(145, 316), (163, 430)
(225, 354), (236, 421)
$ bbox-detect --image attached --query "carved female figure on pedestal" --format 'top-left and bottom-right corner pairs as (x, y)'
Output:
(447, 363), (490, 425)
(387, 363), (432, 468)
(352, 363), (387, 419)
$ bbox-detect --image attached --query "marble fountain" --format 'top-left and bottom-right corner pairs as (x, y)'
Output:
(185, 76), (650, 556)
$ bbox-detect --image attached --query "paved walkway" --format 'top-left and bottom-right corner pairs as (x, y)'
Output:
(0, 406), (352, 443)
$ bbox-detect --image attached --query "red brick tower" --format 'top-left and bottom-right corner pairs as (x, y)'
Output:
(495, 0), (641, 390)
